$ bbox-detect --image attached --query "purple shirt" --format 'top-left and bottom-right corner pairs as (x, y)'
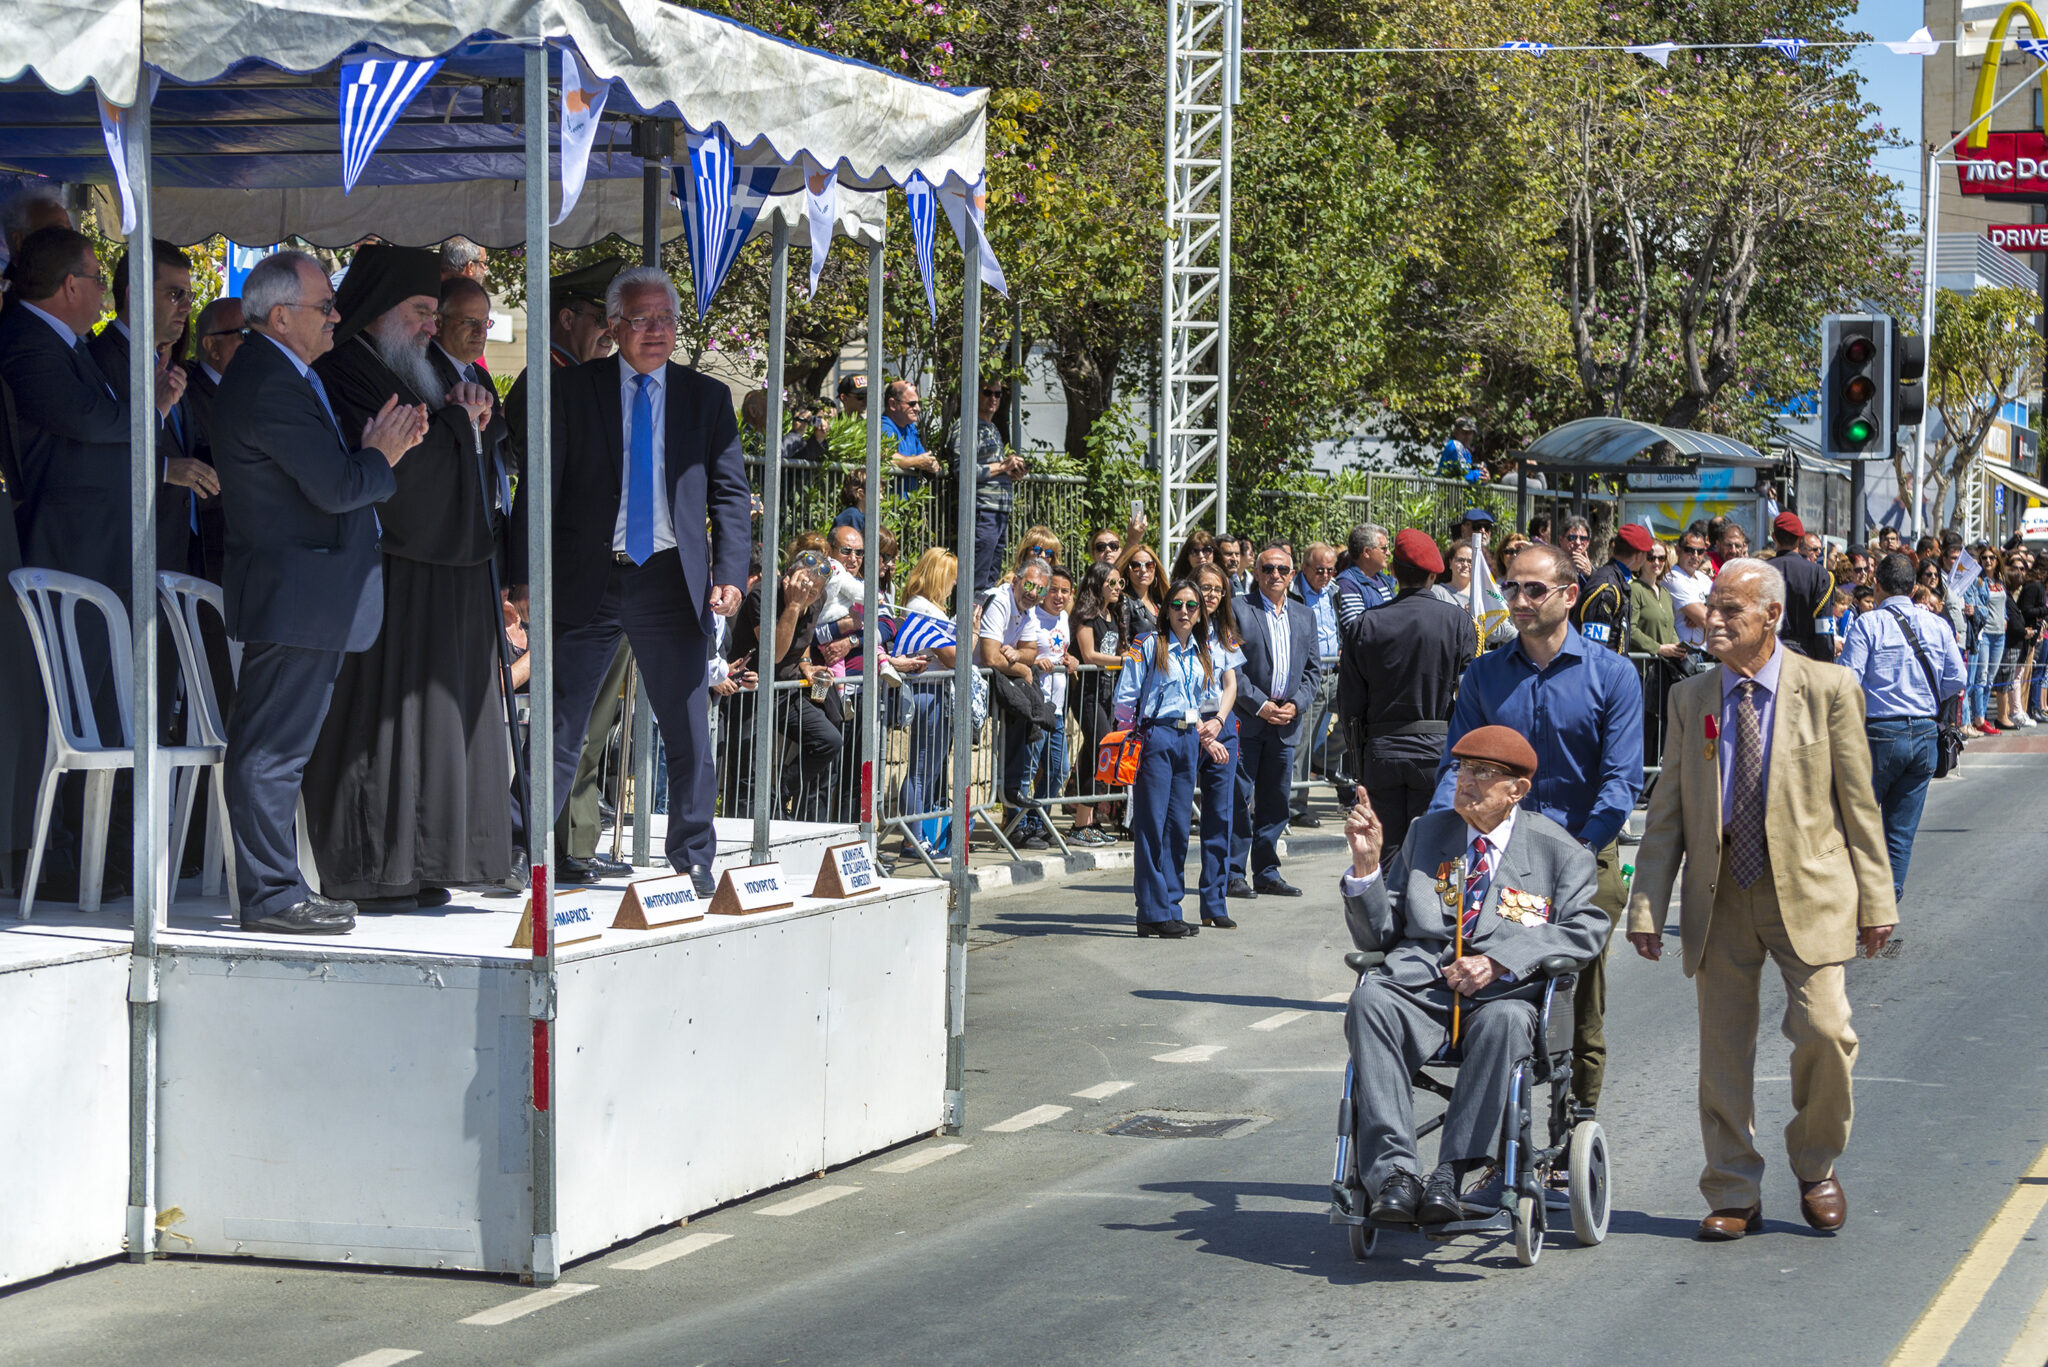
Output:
(1718, 644), (1783, 828)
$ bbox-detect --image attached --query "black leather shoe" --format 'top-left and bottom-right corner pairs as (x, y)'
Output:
(1289, 811), (1323, 829)
(1255, 875), (1303, 897)
(241, 900), (355, 934)
(416, 887), (452, 908)
(1418, 1166), (1464, 1226)
(1226, 877), (1257, 899)
(557, 854), (600, 886)
(1136, 919), (1193, 938)
(688, 863), (716, 898)
(495, 850), (530, 896)
(1370, 1171), (1424, 1224)
(584, 855), (633, 879)
(307, 892), (356, 914)
(1201, 914), (1238, 928)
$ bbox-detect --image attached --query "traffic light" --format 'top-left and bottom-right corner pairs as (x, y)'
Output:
(1820, 314), (1893, 460)
(1894, 331), (1927, 433)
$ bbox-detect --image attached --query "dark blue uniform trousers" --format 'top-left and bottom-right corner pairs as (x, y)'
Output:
(1231, 722), (1294, 882)
(1196, 714), (1239, 921)
(1131, 722), (1198, 925)
(226, 641), (344, 919)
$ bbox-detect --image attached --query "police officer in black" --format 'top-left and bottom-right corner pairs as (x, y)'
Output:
(1337, 529), (1475, 857)
(1766, 511), (1838, 658)
(1573, 523), (1651, 652)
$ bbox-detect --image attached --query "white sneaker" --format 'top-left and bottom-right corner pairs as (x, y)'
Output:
(879, 658), (904, 687)
(2017, 712), (2036, 727)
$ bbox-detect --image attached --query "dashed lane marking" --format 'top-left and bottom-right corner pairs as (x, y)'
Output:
(1073, 1081), (1135, 1100)
(757, 1185), (862, 1216)
(1152, 1044), (1226, 1063)
(460, 1283), (597, 1326)
(875, 1143), (970, 1173)
(1885, 1142), (2048, 1366)
(336, 1353), (422, 1367)
(1249, 1010), (1310, 1031)
(610, 1230), (733, 1271)
(985, 1104), (1071, 1133)
(1320, 991), (1353, 1003)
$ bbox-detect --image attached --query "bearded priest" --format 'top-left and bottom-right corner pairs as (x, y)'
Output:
(304, 243), (513, 910)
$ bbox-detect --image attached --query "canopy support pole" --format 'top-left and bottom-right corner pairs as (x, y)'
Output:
(521, 43), (561, 1288)
(861, 242), (884, 846)
(125, 88), (162, 1269)
(630, 161), (660, 867)
(945, 212), (983, 1134)
(753, 220), (790, 861)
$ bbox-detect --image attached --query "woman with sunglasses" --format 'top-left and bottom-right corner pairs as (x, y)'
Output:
(1115, 541), (1165, 640)
(1193, 564), (1248, 926)
(946, 380), (1028, 593)
(1169, 528), (1218, 586)
(1113, 578), (1233, 937)
(1069, 563), (1133, 846)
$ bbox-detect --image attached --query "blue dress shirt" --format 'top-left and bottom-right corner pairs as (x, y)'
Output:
(1431, 624), (1644, 850)
(1838, 598), (1967, 718)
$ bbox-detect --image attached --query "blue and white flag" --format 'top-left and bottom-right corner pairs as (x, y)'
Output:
(805, 167), (837, 300)
(2019, 36), (2048, 59)
(904, 172), (940, 323)
(553, 47), (613, 226)
(96, 71), (160, 234)
(1498, 41), (1552, 54)
(1757, 37), (1806, 60)
(893, 609), (957, 656)
(1884, 26), (1941, 56)
(938, 175), (1009, 298)
(339, 55), (444, 194)
(676, 127), (781, 319)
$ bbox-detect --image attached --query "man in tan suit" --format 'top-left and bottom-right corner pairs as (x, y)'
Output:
(1626, 558), (1895, 1241)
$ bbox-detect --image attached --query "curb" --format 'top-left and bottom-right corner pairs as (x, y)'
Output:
(964, 829), (1354, 897)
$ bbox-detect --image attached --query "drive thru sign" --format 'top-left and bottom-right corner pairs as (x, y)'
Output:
(1989, 224), (2048, 253)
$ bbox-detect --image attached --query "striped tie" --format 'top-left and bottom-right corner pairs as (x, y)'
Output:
(1729, 682), (1767, 888)
(1462, 836), (1493, 934)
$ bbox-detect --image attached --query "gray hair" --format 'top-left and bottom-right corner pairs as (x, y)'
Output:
(1016, 559), (1052, 586)
(440, 235), (485, 271)
(1347, 523), (1388, 559)
(242, 249), (324, 330)
(0, 183), (65, 249)
(1716, 556), (1786, 613)
(606, 264), (680, 320)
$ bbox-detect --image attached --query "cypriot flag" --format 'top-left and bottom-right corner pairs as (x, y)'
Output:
(805, 167), (837, 299)
(553, 48), (613, 226)
(937, 175), (1009, 297)
(1468, 534), (1509, 651)
(97, 72), (161, 234)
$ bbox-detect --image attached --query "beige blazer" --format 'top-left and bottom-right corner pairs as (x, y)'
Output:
(1626, 647), (1895, 975)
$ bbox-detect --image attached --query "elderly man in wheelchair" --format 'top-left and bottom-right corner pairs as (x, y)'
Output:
(1329, 725), (1612, 1264)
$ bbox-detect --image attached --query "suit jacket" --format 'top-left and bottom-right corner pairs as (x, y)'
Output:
(1232, 591), (1322, 742)
(210, 333), (397, 652)
(181, 362), (229, 582)
(0, 303), (133, 599)
(88, 323), (202, 578)
(530, 356), (751, 631)
(1344, 807), (1609, 1002)
(1772, 551), (1836, 659)
(1626, 648), (1894, 975)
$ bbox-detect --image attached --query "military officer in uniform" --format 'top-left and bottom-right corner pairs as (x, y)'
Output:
(1766, 512), (1837, 659)
(1573, 523), (1652, 652)
(1338, 529), (1475, 859)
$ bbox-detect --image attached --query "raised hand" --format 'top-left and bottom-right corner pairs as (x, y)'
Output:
(363, 395), (429, 466)
(1345, 794), (1383, 876)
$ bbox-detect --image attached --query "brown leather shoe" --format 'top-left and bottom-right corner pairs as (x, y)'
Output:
(1799, 1176), (1846, 1231)
(1696, 1205), (1764, 1241)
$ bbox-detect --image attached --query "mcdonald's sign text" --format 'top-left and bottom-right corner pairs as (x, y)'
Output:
(1958, 133), (2048, 196)
(1989, 223), (2048, 252)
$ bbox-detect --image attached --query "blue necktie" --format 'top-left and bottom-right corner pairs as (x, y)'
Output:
(305, 368), (344, 443)
(625, 372), (656, 565)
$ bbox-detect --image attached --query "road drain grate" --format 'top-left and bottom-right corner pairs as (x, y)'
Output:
(1104, 1113), (1256, 1139)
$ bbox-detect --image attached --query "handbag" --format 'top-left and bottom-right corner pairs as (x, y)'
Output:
(989, 664), (1056, 731)
(1891, 603), (1966, 779)
(1094, 653), (1153, 789)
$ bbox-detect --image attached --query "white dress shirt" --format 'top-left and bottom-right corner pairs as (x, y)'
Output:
(613, 356), (676, 555)
(1253, 592), (1291, 696)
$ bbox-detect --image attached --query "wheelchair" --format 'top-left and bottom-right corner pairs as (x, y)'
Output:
(1327, 949), (1611, 1266)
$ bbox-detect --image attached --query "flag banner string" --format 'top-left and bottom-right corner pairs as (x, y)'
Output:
(1238, 27), (1991, 58)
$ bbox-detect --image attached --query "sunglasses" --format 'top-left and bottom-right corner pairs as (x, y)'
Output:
(1167, 598), (1200, 611)
(980, 387), (1003, 398)
(1257, 563), (1293, 575)
(1498, 580), (1565, 602)
(1025, 546), (1053, 559)
(1094, 540), (1121, 552)
(1564, 533), (1590, 544)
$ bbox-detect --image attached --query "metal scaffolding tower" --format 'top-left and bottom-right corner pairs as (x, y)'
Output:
(1159, 0), (1240, 564)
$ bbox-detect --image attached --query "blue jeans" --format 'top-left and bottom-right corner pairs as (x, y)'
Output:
(973, 505), (1011, 594)
(1866, 717), (1935, 900)
(1231, 722), (1296, 882)
(1002, 711), (1049, 837)
(1968, 632), (2000, 723)
(1132, 723), (1199, 923)
(1035, 713), (1068, 826)
(1197, 716), (1239, 920)
(898, 681), (952, 850)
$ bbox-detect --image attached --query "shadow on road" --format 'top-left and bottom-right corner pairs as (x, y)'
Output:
(985, 909), (1137, 938)
(1130, 988), (1346, 1013)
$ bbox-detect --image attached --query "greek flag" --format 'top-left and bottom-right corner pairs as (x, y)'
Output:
(893, 610), (957, 656)
(905, 172), (939, 323)
(2019, 36), (2048, 59)
(339, 55), (444, 194)
(1757, 37), (1806, 60)
(1498, 41), (1552, 54)
(938, 175), (1009, 298)
(553, 47), (613, 226)
(96, 72), (159, 234)
(1468, 534), (1510, 651)
(676, 127), (782, 319)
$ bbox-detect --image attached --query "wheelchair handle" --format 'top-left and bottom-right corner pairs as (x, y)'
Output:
(1538, 954), (1585, 979)
(1343, 951), (1386, 973)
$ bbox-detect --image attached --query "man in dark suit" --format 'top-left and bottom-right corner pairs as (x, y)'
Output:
(1765, 512), (1837, 659)
(523, 265), (751, 896)
(183, 295), (246, 584)
(212, 250), (426, 933)
(1229, 540), (1323, 898)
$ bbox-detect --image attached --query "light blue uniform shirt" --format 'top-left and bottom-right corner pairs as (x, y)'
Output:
(1838, 598), (1967, 719)
(1114, 632), (1215, 724)
(1197, 639), (1245, 714)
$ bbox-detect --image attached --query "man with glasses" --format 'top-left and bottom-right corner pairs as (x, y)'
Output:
(1666, 526), (1716, 649)
(1433, 542), (1642, 1120)
(1230, 543), (1323, 898)
(1559, 516), (1594, 584)
(183, 295), (245, 583)
(947, 378), (1026, 593)
(1290, 542), (1348, 823)
(881, 380), (943, 495)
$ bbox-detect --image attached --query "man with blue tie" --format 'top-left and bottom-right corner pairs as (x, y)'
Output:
(212, 251), (427, 932)
(1230, 541), (1323, 899)
(525, 266), (751, 897)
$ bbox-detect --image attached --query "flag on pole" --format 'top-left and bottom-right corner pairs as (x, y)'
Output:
(1757, 37), (1806, 60)
(904, 172), (939, 322)
(1884, 27), (1941, 56)
(892, 608), (957, 656)
(339, 55), (444, 194)
(96, 71), (160, 234)
(805, 167), (837, 300)
(1468, 534), (1509, 652)
(1624, 42), (1675, 66)
(675, 127), (782, 319)
(553, 48), (613, 226)
(2019, 36), (2048, 59)
(937, 175), (1009, 298)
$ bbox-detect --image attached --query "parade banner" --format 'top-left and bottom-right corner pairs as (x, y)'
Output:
(805, 167), (837, 300)
(96, 72), (159, 234)
(553, 48), (613, 227)
(938, 174), (1010, 298)
(677, 127), (782, 319)
(904, 172), (939, 322)
(338, 55), (444, 194)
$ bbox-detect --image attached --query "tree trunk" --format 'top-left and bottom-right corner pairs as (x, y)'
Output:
(1052, 335), (1123, 461)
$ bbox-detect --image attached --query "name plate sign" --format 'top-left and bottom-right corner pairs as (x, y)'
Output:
(612, 871), (705, 930)
(511, 892), (602, 949)
(811, 840), (881, 900)
(708, 861), (795, 916)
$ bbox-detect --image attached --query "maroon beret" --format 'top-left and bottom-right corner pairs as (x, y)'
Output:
(1615, 523), (1655, 555)
(1450, 724), (1538, 780)
(1773, 511), (1805, 537)
(1392, 528), (1445, 575)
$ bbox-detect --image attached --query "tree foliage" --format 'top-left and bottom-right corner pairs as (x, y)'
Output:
(1908, 286), (2043, 528)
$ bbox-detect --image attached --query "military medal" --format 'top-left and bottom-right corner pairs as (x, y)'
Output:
(1703, 712), (1719, 764)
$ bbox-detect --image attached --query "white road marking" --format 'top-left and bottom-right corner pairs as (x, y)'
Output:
(1152, 1044), (1225, 1063)
(336, 1353), (422, 1367)
(460, 1283), (597, 1326)
(757, 1184), (862, 1216)
(610, 1230), (732, 1271)
(1249, 1010), (1310, 1031)
(985, 1104), (1071, 1133)
(1319, 991), (1352, 1003)
(1999, 1272), (2048, 1367)
(1073, 1080), (1134, 1100)
(875, 1143), (970, 1173)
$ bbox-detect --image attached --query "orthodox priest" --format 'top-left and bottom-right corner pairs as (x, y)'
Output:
(304, 244), (512, 910)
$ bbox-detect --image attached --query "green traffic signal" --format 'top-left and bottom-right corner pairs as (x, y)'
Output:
(1844, 418), (1874, 445)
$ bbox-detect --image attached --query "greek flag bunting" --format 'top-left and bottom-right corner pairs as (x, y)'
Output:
(805, 168), (837, 300)
(96, 72), (160, 234)
(1757, 37), (1806, 59)
(1467, 533), (1509, 648)
(1624, 42), (1675, 66)
(553, 47), (613, 227)
(1884, 27), (1941, 56)
(1498, 41), (1552, 54)
(676, 127), (782, 319)
(904, 173), (940, 322)
(893, 610), (958, 656)
(938, 175), (1010, 298)
(2019, 36), (2048, 59)
(339, 55), (444, 194)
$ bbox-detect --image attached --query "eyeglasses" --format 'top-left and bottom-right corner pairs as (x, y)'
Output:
(443, 314), (494, 332)
(836, 546), (865, 560)
(1129, 559), (1155, 572)
(202, 327), (244, 340)
(163, 285), (193, 306)
(1198, 582), (1222, 596)
(622, 313), (677, 333)
(1093, 540), (1121, 553)
(1498, 580), (1565, 602)
(1257, 563), (1293, 576)
(286, 297), (340, 317)
(1167, 598), (1200, 611)
(979, 387), (1003, 398)
(1564, 532), (1590, 545)
(1024, 546), (1053, 559)
(1189, 546), (1214, 559)
(1305, 563), (1334, 576)
(1451, 758), (1516, 782)
(69, 270), (106, 290)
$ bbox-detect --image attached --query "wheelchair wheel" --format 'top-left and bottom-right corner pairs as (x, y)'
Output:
(1568, 1120), (1611, 1247)
(1347, 1221), (1377, 1261)
(1512, 1194), (1544, 1266)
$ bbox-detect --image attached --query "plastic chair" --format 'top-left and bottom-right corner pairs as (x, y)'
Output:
(157, 573), (238, 916)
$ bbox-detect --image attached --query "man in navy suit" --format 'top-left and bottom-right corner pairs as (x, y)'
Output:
(212, 250), (426, 933)
(1230, 541), (1323, 898)
(522, 265), (751, 896)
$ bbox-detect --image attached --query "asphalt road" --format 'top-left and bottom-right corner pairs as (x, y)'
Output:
(7, 742), (2048, 1367)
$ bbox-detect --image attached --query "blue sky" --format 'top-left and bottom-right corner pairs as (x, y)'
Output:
(1851, 0), (1924, 214)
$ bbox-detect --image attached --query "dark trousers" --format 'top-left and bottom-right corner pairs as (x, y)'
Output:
(897, 681), (953, 850)
(973, 505), (1010, 594)
(226, 641), (343, 918)
(1569, 840), (1626, 1112)
(1230, 723), (1295, 881)
(1001, 710), (1048, 835)
(722, 688), (843, 823)
(551, 552), (714, 871)
(1361, 743), (1442, 863)
(1132, 722), (1198, 924)
(1866, 717), (1936, 899)
(1196, 717), (1238, 921)
(556, 641), (632, 860)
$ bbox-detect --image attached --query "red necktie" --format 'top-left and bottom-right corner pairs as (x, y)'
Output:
(1462, 835), (1492, 934)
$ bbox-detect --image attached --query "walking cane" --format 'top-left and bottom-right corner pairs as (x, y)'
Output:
(1450, 853), (1468, 1048)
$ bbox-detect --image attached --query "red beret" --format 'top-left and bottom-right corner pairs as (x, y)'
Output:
(1451, 724), (1539, 779)
(1615, 523), (1655, 555)
(1773, 511), (1805, 537)
(1392, 528), (1445, 575)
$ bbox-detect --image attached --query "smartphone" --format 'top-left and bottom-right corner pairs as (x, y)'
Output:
(1130, 497), (1143, 523)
